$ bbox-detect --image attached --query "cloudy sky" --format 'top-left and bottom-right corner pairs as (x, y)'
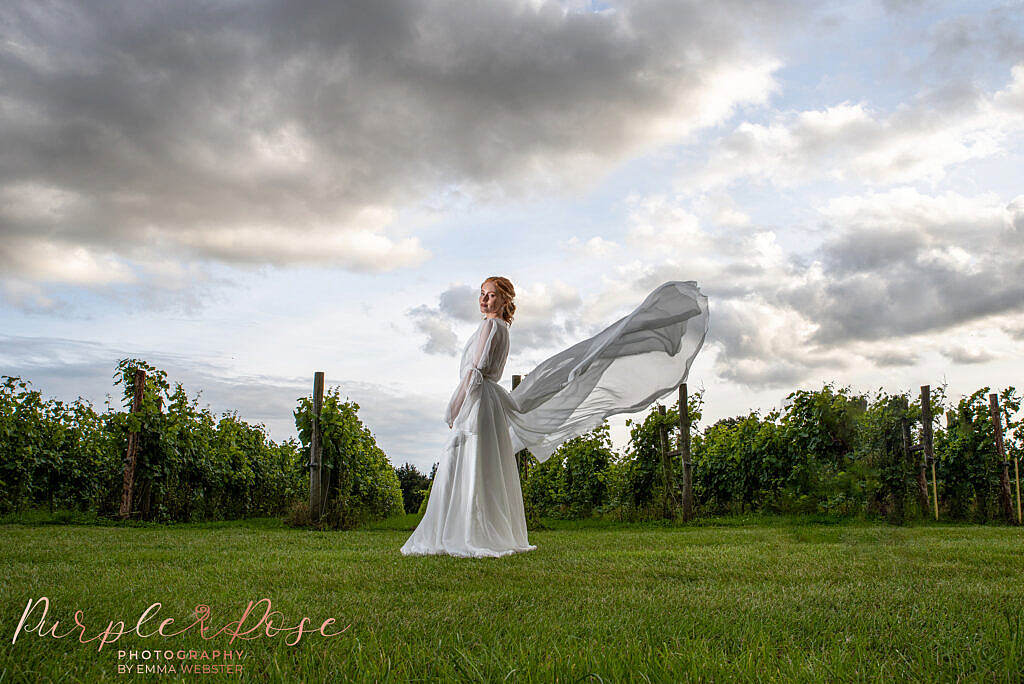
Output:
(2, 0), (1022, 473)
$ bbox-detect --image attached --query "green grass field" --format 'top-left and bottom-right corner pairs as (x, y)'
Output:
(1, 514), (1022, 682)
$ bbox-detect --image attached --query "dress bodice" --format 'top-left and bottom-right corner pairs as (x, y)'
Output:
(444, 317), (510, 429)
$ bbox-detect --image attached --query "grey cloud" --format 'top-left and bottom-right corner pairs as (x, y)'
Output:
(438, 285), (480, 323)
(0, 0), (791, 304)
(407, 304), (459, 355)
(707, 297), (847, 389)
(512, 285), (584, 350)
(601, 254), (846, 389)
(0, 335), (447, 470)
(872, 349), (920, 367)
(820, 228), (926, 275)
(510, 320), (573, 351)
(783, 195), (1024, 345)
(926, 7), (1024, 70)
(720, 360), (816, 388)
(793, 266), (1024, 345)
(939, 345), (997, 365)
(1002, 321), (1024, 340)
(608, 189), (1020, 387)
(595, 228), (846, 388)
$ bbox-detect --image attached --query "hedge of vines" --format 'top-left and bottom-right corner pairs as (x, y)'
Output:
(514, 383), (1022, 524)
(4, 360), (1020, 527)
(294, 386), (404, 528)
(0, 359), (401, 528)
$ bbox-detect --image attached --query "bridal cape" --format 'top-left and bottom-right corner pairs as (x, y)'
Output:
(400, 281), (709, 558)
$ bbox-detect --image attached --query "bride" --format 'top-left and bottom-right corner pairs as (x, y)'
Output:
(400, 276), (709, 558)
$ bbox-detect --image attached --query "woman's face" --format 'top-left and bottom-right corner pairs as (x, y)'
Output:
(480, 281), (503, 317)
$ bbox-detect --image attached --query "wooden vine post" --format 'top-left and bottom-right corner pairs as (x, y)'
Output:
(512, 374), (530, 481)
(989, 393), (1016, 524)
(309, 372), (324, 523)
(657, 405), (679, 518)
(898, 395), (914, 522)
(1017, 434), (1023, 525)
(678, 384), (694, 521)
(913, 396), (929, 514)
(118, 369), (146, 519)
(921, 385), (938, 521)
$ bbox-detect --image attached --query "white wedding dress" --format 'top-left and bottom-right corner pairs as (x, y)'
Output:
(400, 281), (709, 558)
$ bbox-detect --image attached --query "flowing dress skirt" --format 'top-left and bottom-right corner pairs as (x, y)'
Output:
(400, 379), (536, 558)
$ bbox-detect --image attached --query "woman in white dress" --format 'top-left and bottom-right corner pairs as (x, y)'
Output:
(401, 277), (709, 559)
(401, 277), (533, 558)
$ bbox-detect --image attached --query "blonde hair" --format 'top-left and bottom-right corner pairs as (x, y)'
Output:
(482, 276), (516, 325)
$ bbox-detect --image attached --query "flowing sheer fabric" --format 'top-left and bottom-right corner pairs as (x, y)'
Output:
(503, 281), (709, 463)
(400, 280), (708, 558)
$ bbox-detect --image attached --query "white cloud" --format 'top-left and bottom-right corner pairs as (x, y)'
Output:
(681, 62), (1024, 191)
(0, 237), (135, 286)
(171, 222), (430, 271)
(562, 236), (620, 258)
(572, 185), (1024, 389)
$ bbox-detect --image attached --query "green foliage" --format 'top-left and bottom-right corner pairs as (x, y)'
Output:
(523, 422), (617, 519)
(395, 462), (431, 514)
(562, 422), (614, 517)
(5, 362), (1021, 527)
(852, 391), (914, 523)
(694, 412), (777, 514)
(0, 376), (116, 514)
(415, 463), (439, 515)
(774, 383), (867, 511)
(936, 386), (1020, 522)
(294, 387), (404, 529)
(1, 360), (307, 522)
(616, 389), (705, 519)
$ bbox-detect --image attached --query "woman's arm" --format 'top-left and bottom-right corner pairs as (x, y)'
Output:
(445, 318), (501, 428)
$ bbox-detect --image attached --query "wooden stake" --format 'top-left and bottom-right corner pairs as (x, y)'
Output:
(658, 405), (677, 518)
(678, 383), (694, 521)
(512, 374), (529, 481)
(1015, 440), (1022, 526)
(899, 398), (915, 518)
(989, 393), (1015, 524)
(913, 400), (929, 514)
(118, 369), (146, 519)
(921, 385), (938, 521)
(309, 372), (324, 523)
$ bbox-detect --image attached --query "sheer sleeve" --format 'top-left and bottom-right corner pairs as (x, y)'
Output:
(445, 317), (503, 428)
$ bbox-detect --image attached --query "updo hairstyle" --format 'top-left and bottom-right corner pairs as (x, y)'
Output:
(482, 276), (516, 325)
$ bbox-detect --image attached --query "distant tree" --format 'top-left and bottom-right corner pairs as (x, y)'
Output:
(415, 462), (439, 515)
(395, 462), (430, 514)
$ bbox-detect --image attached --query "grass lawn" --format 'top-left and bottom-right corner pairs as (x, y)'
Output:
(1, 513), (1022, 682)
